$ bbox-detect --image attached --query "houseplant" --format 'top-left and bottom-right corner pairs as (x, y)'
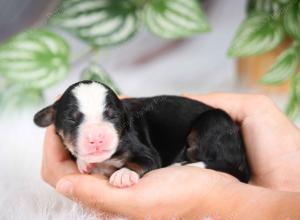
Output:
(228, 0), (300, 118)
(1, 0), (300, 118)
(0, 0), (209, 112)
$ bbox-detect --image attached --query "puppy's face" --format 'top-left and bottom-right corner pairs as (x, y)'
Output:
(34, 81), (127, 163)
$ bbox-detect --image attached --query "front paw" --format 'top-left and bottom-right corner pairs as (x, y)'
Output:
(109, 168), (140, 188)
(77, 159), (96, 174)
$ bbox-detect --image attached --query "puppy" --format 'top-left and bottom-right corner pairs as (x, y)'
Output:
(34, 80), (250, 187)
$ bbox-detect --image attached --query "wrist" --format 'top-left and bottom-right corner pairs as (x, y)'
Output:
(184, 179), (299, 220)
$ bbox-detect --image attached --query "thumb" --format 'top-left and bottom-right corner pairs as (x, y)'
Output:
(56, 174), (132, 215)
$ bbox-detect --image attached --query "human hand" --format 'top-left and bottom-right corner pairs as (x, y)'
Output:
(40, 93), (300, 219)
(185, 93), (300, 191)
(41, 124), (238, 218)
(41, 125), (79, 187)
(55, 164), (241, 218)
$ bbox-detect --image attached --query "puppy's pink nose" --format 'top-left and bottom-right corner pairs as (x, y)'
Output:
(88, 134), (103, 144)
(87, 133), (104, 150)
(81, 123), (110, 154)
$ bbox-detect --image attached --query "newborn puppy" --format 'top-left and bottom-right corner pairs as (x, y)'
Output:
(34, 80), (250, 187)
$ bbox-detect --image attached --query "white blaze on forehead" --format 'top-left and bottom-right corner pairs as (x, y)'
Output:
(72, 82), (107, 122)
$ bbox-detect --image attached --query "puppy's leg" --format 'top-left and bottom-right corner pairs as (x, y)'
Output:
(77, 159), (96, 174)
(109, 136), (161, 188)
(186, 109), (250, 182)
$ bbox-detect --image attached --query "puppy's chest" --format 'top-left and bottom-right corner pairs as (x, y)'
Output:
(92, 157), (126, 177)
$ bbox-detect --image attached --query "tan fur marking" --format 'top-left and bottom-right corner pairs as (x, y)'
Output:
(92, 154), (129, 177)
(125, 162), (145, 176)
(187, 129), (199, 162)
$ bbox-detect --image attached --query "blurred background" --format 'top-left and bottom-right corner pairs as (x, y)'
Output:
(0, 0), (299, 219)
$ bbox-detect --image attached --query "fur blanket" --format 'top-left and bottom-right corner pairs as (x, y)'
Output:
(0, 112), (127, 220)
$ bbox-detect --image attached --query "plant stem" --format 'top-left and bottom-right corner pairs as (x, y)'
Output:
(71, 46), (100, 65)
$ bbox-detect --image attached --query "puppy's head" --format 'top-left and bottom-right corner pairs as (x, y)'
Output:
(34, 81), (128, 163)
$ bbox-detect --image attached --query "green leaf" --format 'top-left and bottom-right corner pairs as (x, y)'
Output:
(228, 12), (285, 57)
(81, 64), (121, 95)
(51, 0), (139, 47)
(275, 0), (290, 4)
(283, 0), (300, 40)
(143, 0), (210, 39)
(0, 84), (43, 112)
(261, 42), (300, 84)
(247, 0), (275, 13)
(0, 29), (70, 89)
(286, 73), (300, 119)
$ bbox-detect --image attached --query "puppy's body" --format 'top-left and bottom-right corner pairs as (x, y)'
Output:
(34, 81), (250, 187)
(107, 96), (250, 182)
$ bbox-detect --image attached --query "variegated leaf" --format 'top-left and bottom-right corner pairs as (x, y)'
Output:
(143, 0), (210, 39)
(81, 64), (121, 95)
(0, 29), (70, 89)
(247, 0), (275, 13)
(261, 42), (300, 84)
(286, 73), (300, 119)
(228, 12), (285, 57)
(51, 0), (139, 47)
(283, 0), (300, 40)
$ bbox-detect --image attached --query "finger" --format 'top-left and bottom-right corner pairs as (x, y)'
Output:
(119, 95), (129, 99)
(184, 93), (259, 122)
(43, 125), (70, 162)
(42, 125), (79, 186)
(56, 174), (133, 216)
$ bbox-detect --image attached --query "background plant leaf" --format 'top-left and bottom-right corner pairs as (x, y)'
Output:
(283, 0), (300, 40)
(261, 42), (300, 84)
(286, 73), (300, 119)
(143, 0), (209, 39)
(51, 0), (139, 47)
(0, 84), (43, 113)
(81, 64), (121, 95)
(0, 29), (70, 89)
(275, 0), (290, 4)
(228, 12), (285, 57)
(247, 0), (275, 13)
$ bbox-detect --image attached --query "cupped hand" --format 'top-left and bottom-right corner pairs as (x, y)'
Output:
(186, 93), (300, 191)
(41, 125), (79, 187)
(40, 93), (300, 219)
(42, 124), (239, 218)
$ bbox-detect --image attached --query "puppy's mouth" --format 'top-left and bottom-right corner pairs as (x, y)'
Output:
(84, 149), (112, 156)
(78, 149), (115, 163)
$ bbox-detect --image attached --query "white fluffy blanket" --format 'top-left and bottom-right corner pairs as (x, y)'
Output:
(0, 112), (108, 220)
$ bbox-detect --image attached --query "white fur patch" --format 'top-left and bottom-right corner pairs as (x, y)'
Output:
(171, 162), (185, 167)
(72, 82), (119, 164)
(186, 162), (206, 168)
(72, 82), (107, 123)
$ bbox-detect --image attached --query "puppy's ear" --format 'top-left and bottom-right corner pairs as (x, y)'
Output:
(34, 105), (56, 127)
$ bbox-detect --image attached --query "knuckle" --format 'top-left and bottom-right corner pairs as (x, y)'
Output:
(247, 94), (274, 111)
(40, 163), (54, 184)
(40, 167), (49, 182)
(252, 94), (272, 105)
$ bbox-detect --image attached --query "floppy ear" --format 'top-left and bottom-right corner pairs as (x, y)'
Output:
(33, 105), (56, 127)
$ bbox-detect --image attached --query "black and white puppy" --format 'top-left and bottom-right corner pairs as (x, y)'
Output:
(34, 80), (250, 187)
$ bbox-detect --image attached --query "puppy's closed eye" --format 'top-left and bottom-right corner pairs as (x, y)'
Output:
(105, 107), (118, 119)
(64, 110), (82, 126)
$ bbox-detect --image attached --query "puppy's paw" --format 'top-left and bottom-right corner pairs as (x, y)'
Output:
(109, 168), (140, 188)
(77, 159), (96, 174)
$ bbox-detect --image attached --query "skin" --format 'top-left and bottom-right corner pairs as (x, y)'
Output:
(41, 93), (300, 219)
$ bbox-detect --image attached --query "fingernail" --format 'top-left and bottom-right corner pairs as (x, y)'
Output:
(56, 179), (73, 197)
